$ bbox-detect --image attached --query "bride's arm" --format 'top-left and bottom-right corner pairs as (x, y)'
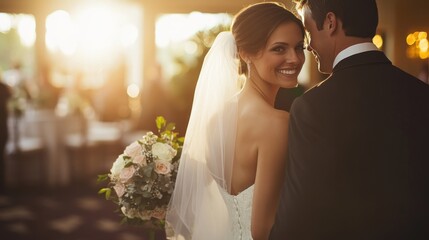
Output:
(251, 112), (289, 240)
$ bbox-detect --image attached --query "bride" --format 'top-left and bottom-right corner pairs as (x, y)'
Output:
(166, 2), (306, 239)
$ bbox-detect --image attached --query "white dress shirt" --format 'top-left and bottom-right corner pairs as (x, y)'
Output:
(333, 42), (380, 69)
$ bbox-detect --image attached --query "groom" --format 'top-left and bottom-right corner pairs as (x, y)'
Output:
(270, 0), (429, 239)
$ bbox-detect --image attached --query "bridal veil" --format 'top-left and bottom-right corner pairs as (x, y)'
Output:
(166, 31), (242, 239)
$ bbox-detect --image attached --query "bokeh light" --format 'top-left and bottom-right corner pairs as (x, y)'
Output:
(0, 13), (13, 33)
(406, 31), (428, 59)
(16, 14), (36, 47)
(46, 10), (77, 55)
(372, 34), (383, 49)
(127, 83), (140, 98)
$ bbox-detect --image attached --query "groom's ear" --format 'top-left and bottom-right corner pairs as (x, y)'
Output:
(324, 12), (337, 33)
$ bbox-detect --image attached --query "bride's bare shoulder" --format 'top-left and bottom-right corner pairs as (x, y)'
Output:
(239, 103), (289, 135)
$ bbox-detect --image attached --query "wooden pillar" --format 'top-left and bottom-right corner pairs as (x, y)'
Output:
(142, 6), (158, 89)
(34, 12), (50, 87)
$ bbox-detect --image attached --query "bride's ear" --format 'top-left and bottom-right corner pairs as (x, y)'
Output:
(238, 50), (251, 75)
(238, 51), (250, 64)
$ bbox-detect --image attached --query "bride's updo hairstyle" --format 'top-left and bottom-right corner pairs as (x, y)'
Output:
(231, 2), (305, 75)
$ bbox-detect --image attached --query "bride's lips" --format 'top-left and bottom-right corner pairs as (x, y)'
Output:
(277, 68), (299, 76)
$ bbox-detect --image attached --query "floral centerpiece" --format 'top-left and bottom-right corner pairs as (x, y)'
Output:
(98, 116), (184, 236)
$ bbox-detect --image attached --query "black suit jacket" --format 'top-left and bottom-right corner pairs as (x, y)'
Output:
(270, 51), (429, 240)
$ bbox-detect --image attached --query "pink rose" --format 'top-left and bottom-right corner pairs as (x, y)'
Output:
(138, 210), (152, 220)
(113, 183), (126, 197)
(119, 166), (136, 183)
(154, 160), (171, 175)
(132, 155), (147, 166)
(151, 207), (166, 220)
(124, 141), (143, 158)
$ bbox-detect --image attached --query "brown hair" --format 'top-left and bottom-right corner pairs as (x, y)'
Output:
(293, 0), (378, 38)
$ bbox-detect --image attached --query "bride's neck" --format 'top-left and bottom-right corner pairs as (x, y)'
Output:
(245, 78), (277, 106)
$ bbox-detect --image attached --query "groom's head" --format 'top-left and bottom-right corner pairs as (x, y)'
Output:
(294, 0), (378, 38)
(293, 0), (379, 74)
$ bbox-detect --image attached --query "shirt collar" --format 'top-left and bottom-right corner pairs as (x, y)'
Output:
(333, 42), (379, 69)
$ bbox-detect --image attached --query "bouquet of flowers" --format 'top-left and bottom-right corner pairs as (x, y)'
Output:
(98, 116), (184, 230)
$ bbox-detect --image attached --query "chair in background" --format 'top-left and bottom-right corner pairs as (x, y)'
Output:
(5, 116), (46, 187)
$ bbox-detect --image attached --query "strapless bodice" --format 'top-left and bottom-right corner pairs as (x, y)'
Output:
(219, 185), (254, 240)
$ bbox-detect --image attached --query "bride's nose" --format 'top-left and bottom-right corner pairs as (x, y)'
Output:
(285, 49), (302, 63)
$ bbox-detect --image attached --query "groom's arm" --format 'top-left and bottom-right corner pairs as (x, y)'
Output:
(269, 95), (327, 239)
(270, 97), (308, 240)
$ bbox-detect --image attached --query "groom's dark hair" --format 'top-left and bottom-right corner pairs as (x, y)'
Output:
(294, 0), (378, 38)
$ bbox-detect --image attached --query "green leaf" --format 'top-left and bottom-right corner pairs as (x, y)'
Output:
(98, 188), (108, 194)
(124, 161), (133, 168)
(142, 191), (152, 198)
(143, 164), (154, 177)
(105, 189), (111, 200)
(98, 188), (112, 200)
(166, 122), (175, 131)
(97, 174), (109, 182)
(156, 116), (166, 131)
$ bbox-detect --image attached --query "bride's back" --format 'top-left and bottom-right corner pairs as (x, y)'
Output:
(231, 88), (289, 195)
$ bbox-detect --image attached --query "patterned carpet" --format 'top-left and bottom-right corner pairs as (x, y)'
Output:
(0, 182), (166, 240)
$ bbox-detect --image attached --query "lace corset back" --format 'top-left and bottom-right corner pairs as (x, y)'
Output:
(220, 185), (254, 240)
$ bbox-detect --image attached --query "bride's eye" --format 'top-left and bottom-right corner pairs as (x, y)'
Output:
(271, 46), (285, 53)
(296, 44), (306, 52)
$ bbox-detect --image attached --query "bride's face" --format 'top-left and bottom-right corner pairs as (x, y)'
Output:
(249, 21), (305, 88)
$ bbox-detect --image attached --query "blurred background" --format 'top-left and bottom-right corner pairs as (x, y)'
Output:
(0, 0), (428, 239)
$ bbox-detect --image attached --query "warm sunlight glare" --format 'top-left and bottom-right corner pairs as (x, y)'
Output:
(184, 41), (198, 55)
(76, 6), (119, 56)
(121, 24), (139, 48)
(16, 14), (36, 47)
(46, 5), (136, 57)
(127, 83), (140, 98)
(45, 2), (143, 90)
(155, 12), (231, 48)
(46, 10), (76, 54)
(155, 12), (232, 80)
(0, 13), (12, 33)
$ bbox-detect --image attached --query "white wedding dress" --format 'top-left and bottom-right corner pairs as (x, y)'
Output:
(219, 185), (255, 240)
(166, 32), (253, 240)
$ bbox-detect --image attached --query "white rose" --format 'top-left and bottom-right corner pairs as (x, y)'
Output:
(124, 141), (143, 158)
(121, 206), (138, 219)
(154, 160), (172, 175)
(110, 154), (126, 179)
(151, 142), (177, 161)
